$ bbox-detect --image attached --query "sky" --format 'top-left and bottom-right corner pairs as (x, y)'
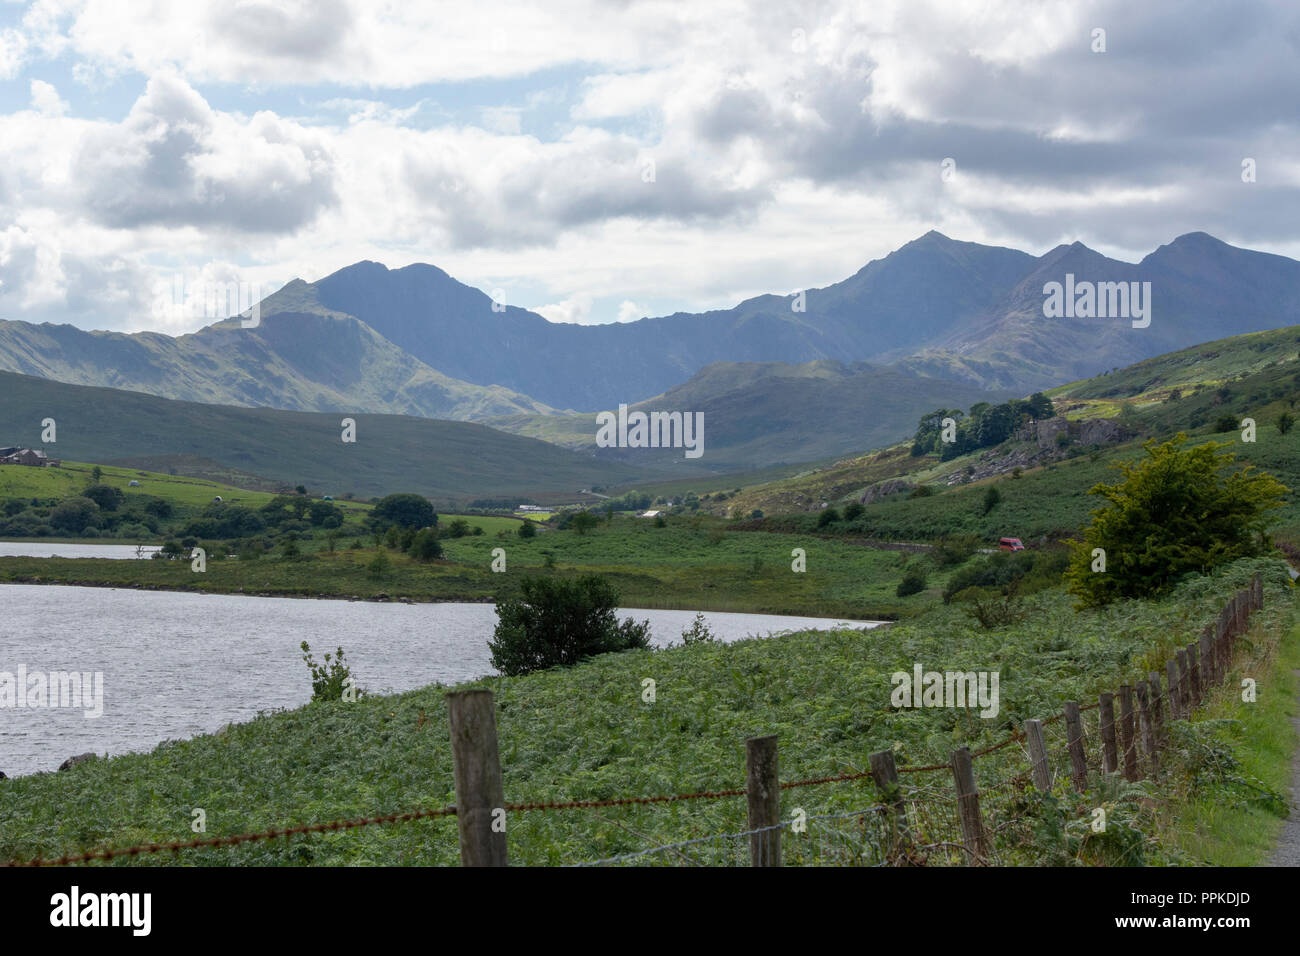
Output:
(1, 0), (1299, 334)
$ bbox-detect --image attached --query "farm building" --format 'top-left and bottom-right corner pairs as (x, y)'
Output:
(0, 447), (61, 467)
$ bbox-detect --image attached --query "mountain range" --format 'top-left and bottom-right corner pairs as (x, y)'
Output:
(1, 230), (1297, 484)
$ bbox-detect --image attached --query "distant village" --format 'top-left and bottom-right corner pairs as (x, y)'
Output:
(0, 446), (61, 467)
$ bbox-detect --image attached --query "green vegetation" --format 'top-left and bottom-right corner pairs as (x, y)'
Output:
(910, 393), (1053, 459)
(1159, 617), (1300, 864)
(0, 557), (1287, 866)
(488, 575), (651, 676)
(1065, 436), (1287, 606)
(0, 370), (649, 502)
(300, 643), (358, 703)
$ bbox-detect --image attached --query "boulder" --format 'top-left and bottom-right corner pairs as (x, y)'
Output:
(859, 478), (915, 504)
(58, 752), (97, 772)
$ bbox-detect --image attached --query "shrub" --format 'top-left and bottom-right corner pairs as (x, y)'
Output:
(1213, 415), (1238, 434)
(408, 528), (443, 561)
(569, 511), (599, 535)
(366, 549), (391, 580)
(1065, 434), (1287, 606)
(517, 520), (537, 539)
(843, 502), (865, 521)
(908, 485), (934, 499)
(300, 642), (357, 702)
(895, 565), (928, 597)
(50, 497), (101, 535)
(981, 485), (1002, 515)
(446, 518), (472, 538)
(680, 612), (716, 646)
(82, 484), (123, 512)
(931, 535), (980, 568)
(372, 493), (437, 530)
(1278, 411), (1295, 436)
(817, 507), (840, 527)
(953, 584), (1025, 629)
(488, 575), (652, 676)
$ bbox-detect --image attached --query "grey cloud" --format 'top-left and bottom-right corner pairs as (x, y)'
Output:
(75, 74), (338, 233)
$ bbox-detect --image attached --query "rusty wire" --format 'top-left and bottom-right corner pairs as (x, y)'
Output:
(3, 593), (1255, 867)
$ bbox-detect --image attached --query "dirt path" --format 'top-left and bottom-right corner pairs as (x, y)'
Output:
(1270, 668), (1300, 866)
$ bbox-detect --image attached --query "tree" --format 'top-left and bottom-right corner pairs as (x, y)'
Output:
(1065, 434), (1287, 606)
(91, 466), (103, 484)
(982, 485), (1002, 515)
(843, 502), (865, 521)
(488, 575), (652, 676)
(408, 528), (443, 561)
(372, 493), (436, 530)
(50, 497), (101, 534)
(569, 511), (599, 535)
(82, 484), (123, 512)
(1278, 411), (1296, 435)
(308, 500), (343, 526)
(817, 507), (840, 527)
(896, 565), (928, 597)
(517, 520), (537, 539)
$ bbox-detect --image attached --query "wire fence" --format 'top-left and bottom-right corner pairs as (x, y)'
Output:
(1, 575), (1267, 868)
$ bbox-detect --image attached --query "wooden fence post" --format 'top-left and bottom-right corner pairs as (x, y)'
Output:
(1024, 719), (1051, 792)
(1063, 701), (1089, 793)
(746, 735), (781, 867)
(870, 749), (909, 860)
(1099, 692), (1118, 775)
(1147, 672), (1165, 742)
(1135, 681), (1158, 778)
(1176, 649), (1190, 716)
(1118, 685), (1138, 782)
(447, 689), (508, 867)
(950, 746), (989, 865)
(1187, 643), (1201, 708)
(1165, 658), (1180, 721)
(1199, 626), (1216, 688)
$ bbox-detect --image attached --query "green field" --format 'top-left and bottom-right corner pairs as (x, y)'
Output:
(0, 460), (283, 511)
(0, 557), (1289, 867)
(0, 517), (949, 618)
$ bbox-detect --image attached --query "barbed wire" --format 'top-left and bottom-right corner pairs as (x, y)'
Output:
(2, 584), (1260, 867)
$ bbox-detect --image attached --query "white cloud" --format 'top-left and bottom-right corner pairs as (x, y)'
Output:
(533, 292), (594, 324)
(29, 79), (68, 116)
(0, 0), (1298, 335)
(615, 300), (644, 323)
(479, 106), (522, 135)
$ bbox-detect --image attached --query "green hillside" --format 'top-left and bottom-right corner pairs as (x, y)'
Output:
(488, 360), (1013, 471)
(727, 324), (1300, 545)
(0, 371), (656, 503)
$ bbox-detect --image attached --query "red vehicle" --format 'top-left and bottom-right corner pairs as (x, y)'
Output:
(998, 537), (1025, 552)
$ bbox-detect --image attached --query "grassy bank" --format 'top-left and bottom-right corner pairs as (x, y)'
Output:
(0, 519), (957, 618)
(0, 558), (1289, 866)
(1157, 611), (1300, 864)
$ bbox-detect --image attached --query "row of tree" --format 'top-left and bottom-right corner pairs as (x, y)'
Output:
(911, 393), (1054, 459)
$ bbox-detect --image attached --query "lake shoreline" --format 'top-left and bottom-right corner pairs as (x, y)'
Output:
(0, 574), (892, 621)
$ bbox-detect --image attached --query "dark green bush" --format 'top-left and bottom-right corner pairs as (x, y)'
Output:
(488, 575), (651, 676)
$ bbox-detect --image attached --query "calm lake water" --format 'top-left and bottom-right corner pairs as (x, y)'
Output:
(0, 584), (881, 776)
(0, 542), (160, 559)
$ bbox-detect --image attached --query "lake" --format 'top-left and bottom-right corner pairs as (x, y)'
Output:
(0, 584), (881, 776)
(0, 542), (160, 559)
